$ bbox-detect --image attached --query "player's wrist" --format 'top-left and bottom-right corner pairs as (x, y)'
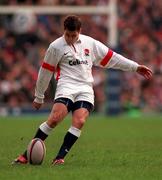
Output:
(34, 97), (44, 104)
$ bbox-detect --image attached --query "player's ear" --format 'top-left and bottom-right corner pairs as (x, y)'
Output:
(79, 28), (82, 34)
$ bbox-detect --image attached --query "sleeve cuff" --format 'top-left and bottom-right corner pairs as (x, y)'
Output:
(133, 63), (139, 72)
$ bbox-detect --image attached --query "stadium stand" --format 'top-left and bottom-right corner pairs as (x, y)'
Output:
(0, 0), (161, 115)
(118, 0), (162, 113)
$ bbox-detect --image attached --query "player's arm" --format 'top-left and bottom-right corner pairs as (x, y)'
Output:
(93, 40), (153, 79)
(103, 51), (153, 79)
(33, 45), (58, 110)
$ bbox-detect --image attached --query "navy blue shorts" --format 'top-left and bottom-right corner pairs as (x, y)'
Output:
(54, 98), (93, 113)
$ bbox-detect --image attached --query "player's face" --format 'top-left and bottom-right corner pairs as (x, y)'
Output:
(64, 29), (80, 45)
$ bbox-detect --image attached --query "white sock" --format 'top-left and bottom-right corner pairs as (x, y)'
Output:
(39, 122), (53, 135)
(68, 126), (81, 137)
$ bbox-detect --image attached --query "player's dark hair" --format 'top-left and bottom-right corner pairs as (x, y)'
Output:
(64, 15), (81, 31)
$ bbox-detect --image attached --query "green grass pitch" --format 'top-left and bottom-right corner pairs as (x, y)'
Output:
(0, 115), (162, 180)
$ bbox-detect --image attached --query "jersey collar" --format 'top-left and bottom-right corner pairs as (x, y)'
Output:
(63, 35), (82, 45)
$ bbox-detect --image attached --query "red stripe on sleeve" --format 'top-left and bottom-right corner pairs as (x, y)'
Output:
(56, 66), (61, 81)
(100, 49), (113, 67)
(42, 62), (55, 72)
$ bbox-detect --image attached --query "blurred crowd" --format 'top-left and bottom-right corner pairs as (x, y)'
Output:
(0, 0), (108, 112)
(0, 0), (108, 6)
(118, 0), (162, 113)
(0, 0), (161, 114)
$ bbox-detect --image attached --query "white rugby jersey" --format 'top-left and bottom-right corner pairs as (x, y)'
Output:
(35, 34), (139, 103)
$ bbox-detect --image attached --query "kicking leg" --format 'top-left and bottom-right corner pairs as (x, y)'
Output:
(12, 100), (68, 165)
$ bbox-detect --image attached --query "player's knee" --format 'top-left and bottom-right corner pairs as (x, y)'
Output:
(48, 110), (65, 128)
(78, 118), (86, 127)
(73, 116), (86, 129)
(72, 109), (89, 129)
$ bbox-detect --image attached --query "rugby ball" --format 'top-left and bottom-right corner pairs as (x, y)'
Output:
(27, 138), (46, 165)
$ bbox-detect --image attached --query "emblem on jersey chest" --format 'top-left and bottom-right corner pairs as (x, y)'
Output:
(84, 49), (90, 56)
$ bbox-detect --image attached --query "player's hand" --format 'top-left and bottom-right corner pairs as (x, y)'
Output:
(136, 65), (153, 80)
(32, 101), (42, 110)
